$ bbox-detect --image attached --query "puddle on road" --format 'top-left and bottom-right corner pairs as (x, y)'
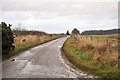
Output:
(58, 46), (62, 48)
(11, 59), (16, 61)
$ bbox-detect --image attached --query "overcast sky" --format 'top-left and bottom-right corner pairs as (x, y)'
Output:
(0, 0), (119, 33)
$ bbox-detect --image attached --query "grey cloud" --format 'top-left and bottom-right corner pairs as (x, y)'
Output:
(1, 1), (118, 33)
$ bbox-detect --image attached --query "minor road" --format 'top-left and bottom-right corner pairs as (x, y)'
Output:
(2, 37), (95, 78)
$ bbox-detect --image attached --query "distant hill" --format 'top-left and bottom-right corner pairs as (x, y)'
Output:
(12, 30), (47, 36)
(81, 28), (120, 35)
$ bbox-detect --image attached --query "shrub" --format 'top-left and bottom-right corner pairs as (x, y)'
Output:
(1, 22), (15, 54)
(71, 28), (80, 35)
(66, 30), (70, 35)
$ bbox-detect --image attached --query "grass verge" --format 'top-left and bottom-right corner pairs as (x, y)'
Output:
(2, 37), (62, 61)
(62, 37), (119, 79)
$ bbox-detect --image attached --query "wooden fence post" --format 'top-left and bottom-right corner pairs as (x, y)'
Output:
(106, 38), (108, 49)
(90, 36), (92, 42)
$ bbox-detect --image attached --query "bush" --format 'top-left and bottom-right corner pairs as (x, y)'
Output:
(66, 30), (70, 35)
(1, 22), (15, 54)
(71, 28), (80, 35)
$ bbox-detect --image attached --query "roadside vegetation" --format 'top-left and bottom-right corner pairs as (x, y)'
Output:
(2, 22), (65, 61)
(1, 22), (15, 62)
(63, 29), (119, 78)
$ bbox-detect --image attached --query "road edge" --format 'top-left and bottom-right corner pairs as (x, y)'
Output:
(2, 37), (63, 65)
(61, 39), (98, 78)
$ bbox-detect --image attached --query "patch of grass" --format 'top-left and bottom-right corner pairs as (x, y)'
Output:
(63, 35), (119, 78)
(2, 36), (62, 61)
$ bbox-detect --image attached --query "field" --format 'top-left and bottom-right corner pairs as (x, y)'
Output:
(2, 31), (64, 61)
(63, 34), (119, 78)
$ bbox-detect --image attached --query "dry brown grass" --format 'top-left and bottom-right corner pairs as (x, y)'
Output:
(3, 32), (64, 61)
(13, 34), (62, 48)
(71, 35), (118, 64)
(63, 34), (119, 78)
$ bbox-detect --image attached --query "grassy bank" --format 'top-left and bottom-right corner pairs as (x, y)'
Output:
(62, 34), (119, 78)
(2, 36), (62, 61)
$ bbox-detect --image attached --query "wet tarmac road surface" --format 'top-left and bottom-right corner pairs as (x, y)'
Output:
(2, 37), (96, 78)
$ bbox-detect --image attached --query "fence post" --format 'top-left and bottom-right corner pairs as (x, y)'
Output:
(106, 38), (108, 49)
(96, 37), (98, 48)
(90, 36), (92, 42)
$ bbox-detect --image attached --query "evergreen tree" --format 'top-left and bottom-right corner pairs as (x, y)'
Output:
(66, 30), (70, 35)
(1, 22), (15, 54)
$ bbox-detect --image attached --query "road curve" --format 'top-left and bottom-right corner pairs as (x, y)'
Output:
(2, 37), (94, 78)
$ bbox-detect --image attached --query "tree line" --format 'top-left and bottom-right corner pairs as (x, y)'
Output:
(81, 29), (120, 35)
